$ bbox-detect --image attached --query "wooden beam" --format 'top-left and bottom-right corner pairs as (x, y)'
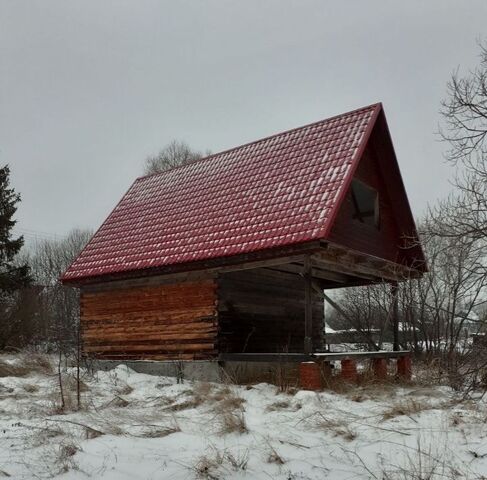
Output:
(312, 255), (378, 281)
(82, 254), (309, 293)
(313, 249), (411, 282)
(219, 350), (411, 363)
(266, 262), (348, 284)
(219, 353), (313, 363)
(391, 282), (399, 351)
(304, 255), (313, 354)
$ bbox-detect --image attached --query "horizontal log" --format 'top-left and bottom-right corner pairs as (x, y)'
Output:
(83, 331), (217, 343)
(81, 297), (216, 315)
(82, 322), (217, 337)
(93, 352), (217, 360)
(81, 308), (216, 324)
(82, 279), (217, 298)
(84, 342), (215, 353)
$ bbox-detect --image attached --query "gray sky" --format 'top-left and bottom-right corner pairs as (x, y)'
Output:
(1, 1), (486, 244)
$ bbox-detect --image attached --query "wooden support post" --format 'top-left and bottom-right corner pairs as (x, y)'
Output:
(304, 255), (313, 354)
(391, 282), (399, 352)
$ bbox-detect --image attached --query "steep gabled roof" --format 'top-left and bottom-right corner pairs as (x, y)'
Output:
(62, 103), (407, 283)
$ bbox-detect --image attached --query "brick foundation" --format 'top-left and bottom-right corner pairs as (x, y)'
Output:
(397, 356), (412, 380)
(372, 358), (388, 380)
(340, 359), (357, 382)
(299, 362), (322, 391)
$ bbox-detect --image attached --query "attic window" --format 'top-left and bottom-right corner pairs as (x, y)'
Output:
(351, 179), (380, 228)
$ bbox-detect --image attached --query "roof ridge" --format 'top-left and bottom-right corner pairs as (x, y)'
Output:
(136, 102), (382, 183)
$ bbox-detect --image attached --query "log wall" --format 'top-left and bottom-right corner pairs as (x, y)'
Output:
(80, 279), (217, 360)
(217, 268), (324, 353)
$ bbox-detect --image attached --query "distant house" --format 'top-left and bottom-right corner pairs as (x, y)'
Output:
(62, 103), (425, 363)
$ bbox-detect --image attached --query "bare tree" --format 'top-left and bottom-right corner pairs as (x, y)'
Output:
(431, 40), (487, 245)
(143, 140), (209, 175)
(3, 228), (92, 349)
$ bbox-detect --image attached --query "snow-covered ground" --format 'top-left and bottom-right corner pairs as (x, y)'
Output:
(1, 353), (487, 479)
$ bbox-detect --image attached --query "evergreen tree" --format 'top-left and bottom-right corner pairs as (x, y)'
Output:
(0, 165), (30, 293)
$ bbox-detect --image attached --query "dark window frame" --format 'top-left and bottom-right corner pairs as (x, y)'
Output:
(351, 179), (380, 228)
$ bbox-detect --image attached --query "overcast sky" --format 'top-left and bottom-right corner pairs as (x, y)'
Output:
(1, 1), (486, 244)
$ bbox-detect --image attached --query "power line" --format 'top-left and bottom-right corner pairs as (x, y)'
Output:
(14, 228), (67, 243)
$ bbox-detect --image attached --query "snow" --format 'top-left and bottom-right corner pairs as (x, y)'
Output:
(1, 354), (487, 479)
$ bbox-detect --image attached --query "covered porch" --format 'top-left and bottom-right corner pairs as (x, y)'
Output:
(214, 239), (419, 387)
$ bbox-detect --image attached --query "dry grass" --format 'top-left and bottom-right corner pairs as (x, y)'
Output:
(63, 374), (90, 393)
(203, 386), (248, 435)
(30, 425), (65, 448)
(59, 442), (79, 458)
(193, 448), (249, 479)
(139, 425), (181, 438)
(22, 383), (39, 393)
(209, 385), (232, 401)
(193, 382), (214, 398)
(47, 384), (85, 415)
(217, 410), (248, 435)
(306, 411), (357, 441)
(0, 353), (53, 378)
(193, 450), (224, 479)
(22, 353), (53, 374)
(145, 394), (173, 408)
(266, 398), (302, 412)
(0, 383), (14, 394)
(55, 439), (81, 474)
(224, 450), (249, 471)
(267, 446), (285, 465)
(115, 382), (134, 395)
(103, 395), (130, 409)
(166, 397), (204, 412)
(266, 400), (291, 411)
(382, 399), (430, 420)
(218, 394), (245, 411)
(164, 384), (246, 418)
(163, 384), (214, 412)
(378, 438), (465, 480)
(0, 359), (30, 378)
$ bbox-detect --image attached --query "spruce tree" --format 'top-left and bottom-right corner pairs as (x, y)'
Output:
(0, 165), (30, 293)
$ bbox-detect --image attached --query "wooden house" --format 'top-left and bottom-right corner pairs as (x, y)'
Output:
(62, 103), (425, 365)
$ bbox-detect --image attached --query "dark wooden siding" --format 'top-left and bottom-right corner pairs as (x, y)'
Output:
(80, 280), (217, 360)
(329, 141), (409, 264)
(217, 268), (324, 353)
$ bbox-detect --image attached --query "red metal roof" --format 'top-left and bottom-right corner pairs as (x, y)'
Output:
(62, 103), (381, 282)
